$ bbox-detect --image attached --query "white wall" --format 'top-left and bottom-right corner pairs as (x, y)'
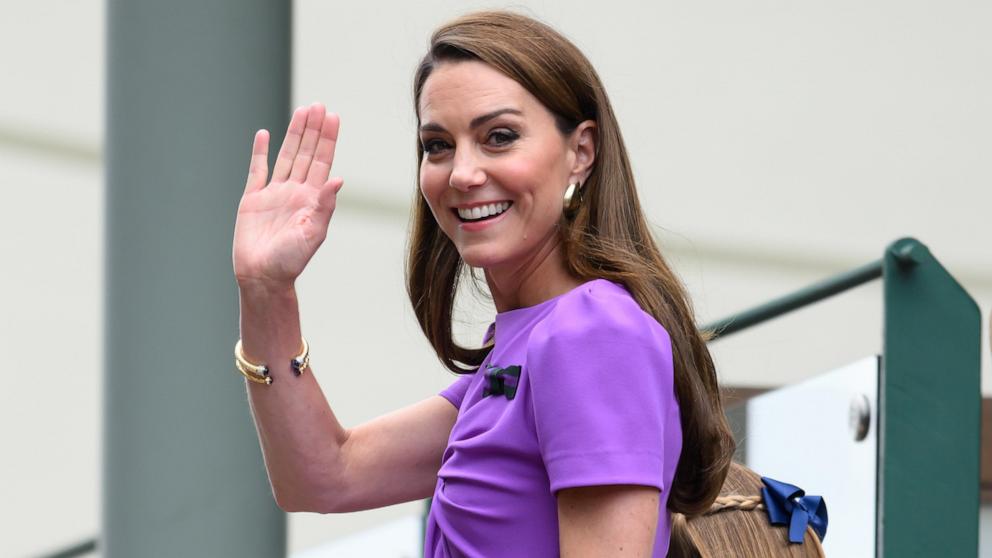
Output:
(2, 0), (989, 555)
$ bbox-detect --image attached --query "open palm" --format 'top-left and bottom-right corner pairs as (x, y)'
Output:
(233, 103), (344, 290)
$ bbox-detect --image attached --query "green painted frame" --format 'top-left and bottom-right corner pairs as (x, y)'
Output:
(878, 238), (981, 557)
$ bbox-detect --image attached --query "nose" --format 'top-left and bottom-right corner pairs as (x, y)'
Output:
(448, 146), (486, 192)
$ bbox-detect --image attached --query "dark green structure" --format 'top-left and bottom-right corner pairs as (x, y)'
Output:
(709, 237), (981, 557)
(103, 1), (290, 556)
(879, 239), (981, 557)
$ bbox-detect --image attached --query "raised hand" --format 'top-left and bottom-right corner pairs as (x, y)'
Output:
(233, 103), (344, 292)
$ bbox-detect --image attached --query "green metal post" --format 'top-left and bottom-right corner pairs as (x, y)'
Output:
(104, 1), (290, 556)
(878, 238), (981, 557)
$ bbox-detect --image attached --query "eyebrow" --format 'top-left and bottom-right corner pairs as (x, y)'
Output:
(420, 108), (523, 133)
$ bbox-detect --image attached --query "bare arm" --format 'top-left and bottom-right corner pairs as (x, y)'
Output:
(557, 485), (660, 557)
(235, 104), (456, 513)
(241, 290), (457, 512)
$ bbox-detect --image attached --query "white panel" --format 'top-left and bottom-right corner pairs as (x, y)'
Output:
(292, 515), (421, 558)
(980, 506), (992, 558)
(746, 356), (879, 557)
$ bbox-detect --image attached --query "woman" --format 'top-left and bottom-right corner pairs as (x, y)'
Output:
(233, 11), (734, 557)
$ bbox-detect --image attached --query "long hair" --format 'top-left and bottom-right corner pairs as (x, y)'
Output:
(669, 462), (827, 557)
(406, 10), (734, 516)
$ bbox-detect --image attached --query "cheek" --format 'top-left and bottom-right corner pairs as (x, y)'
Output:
(506, 155), (564, 212)
(419, 163), (444, 202)
(500, 154), (552, 198)
(419, 163), (451, 223)
(508, 140), (570, 191)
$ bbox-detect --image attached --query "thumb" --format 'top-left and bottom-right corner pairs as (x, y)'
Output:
(326, 176), (345, 194)
(318, 176), (345, 208)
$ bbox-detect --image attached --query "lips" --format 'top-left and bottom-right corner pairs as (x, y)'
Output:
(454, 201), (512, 222)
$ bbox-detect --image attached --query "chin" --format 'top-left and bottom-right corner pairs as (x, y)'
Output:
(457, 246), (510, 270)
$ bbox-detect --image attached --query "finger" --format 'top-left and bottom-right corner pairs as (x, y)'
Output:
(244, 129), (270, 194)
(271, 106), (308, 182)
(289, 103), (326, 183)
(306, 113), (341, 187)
(326, 176), (345, 195)
(318, 177), (345, 209)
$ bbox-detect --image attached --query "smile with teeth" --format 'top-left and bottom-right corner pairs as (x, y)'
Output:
(455, 201), (512, 222)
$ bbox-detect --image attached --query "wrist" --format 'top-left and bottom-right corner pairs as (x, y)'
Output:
(239, 286), (304, 363)
(237, 279), (298, 302)
(238, 284), (299, 332)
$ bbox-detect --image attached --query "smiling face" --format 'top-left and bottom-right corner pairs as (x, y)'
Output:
(417, 60), (593, 272)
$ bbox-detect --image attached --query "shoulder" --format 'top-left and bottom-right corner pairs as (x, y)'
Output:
(524, 280), (678, 492)
(529, 279), (671, 353)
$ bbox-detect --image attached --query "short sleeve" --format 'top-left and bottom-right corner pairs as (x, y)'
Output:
(438, 375), (474, 409)
(527, 284), (676, 494)
(437, 323), (495, 409)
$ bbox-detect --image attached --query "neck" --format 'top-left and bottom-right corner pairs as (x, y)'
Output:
(484, 232), (582, 313)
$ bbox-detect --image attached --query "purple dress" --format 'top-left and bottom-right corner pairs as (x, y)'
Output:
(425, 279), (683, 557)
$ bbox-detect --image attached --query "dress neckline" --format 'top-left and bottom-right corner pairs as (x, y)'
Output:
(491, 278), (613, 338)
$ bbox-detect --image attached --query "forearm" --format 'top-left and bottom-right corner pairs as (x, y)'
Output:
(239, 284), (349, 512)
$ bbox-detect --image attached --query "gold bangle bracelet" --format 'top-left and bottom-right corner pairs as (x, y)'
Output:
(235, 356), (272, 385)
(234, 338), (310, 385)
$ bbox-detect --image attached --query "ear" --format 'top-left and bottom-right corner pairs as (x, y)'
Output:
(568, 120), (597, 184)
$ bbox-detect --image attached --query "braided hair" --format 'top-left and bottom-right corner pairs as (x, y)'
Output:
(670, 462), (826, 558)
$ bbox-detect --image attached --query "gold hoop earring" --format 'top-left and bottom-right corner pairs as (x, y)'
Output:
(563, 182), (582, 217)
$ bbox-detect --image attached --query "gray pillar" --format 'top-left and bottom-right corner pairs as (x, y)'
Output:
(104, 1), (290, 556)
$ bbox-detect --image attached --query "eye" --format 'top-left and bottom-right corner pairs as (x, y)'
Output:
(487, 128), (519, 147)
(422, 138), (451, 156)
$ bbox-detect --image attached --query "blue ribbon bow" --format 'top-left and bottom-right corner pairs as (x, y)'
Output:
(482, 364), (521, 400)
(760, 476), (828, 544)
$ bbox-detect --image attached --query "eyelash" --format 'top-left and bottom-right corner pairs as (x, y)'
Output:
(421, 128), (520, 155)
(487, 128), (519, 146)
(422, 139), (450, 155)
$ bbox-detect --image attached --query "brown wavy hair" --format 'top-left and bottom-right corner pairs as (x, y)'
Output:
(405, 10), (734, 515)
(669, 462), (827, 557)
